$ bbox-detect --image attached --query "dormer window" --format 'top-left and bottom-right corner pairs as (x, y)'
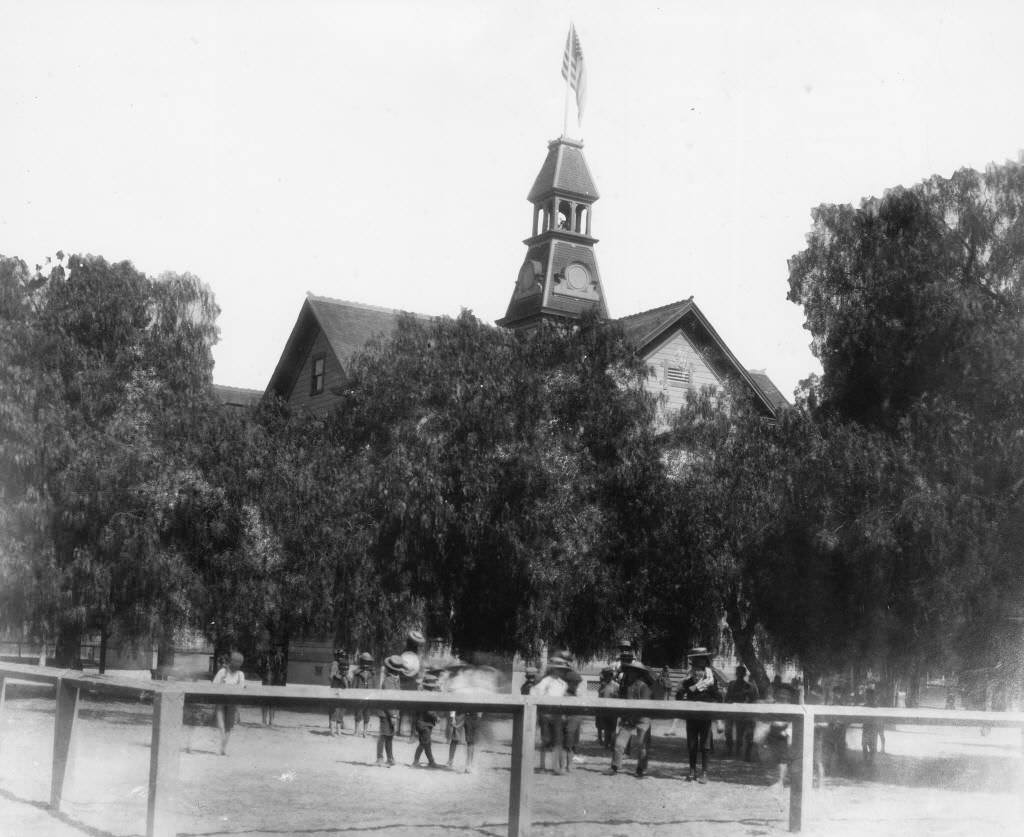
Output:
(310, 355), (326, 396)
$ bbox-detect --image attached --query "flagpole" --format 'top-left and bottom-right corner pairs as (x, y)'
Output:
(562, 26), (572, 138)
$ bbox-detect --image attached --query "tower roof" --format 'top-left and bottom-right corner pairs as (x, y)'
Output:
(527, 136), (600, 203)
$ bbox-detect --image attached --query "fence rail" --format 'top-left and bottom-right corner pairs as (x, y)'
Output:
(1, 661), (1022, 837)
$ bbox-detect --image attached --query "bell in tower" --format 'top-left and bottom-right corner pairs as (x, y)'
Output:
(497, 136), (609, 331)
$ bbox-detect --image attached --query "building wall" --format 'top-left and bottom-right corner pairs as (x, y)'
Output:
(642, 328), (723, 419)
(286, 329), (346, 413)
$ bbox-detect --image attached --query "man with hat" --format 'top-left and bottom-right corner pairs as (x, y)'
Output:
(328, 649), (351, 735)
(610, 659), (654, 777)
(531, 656), (571, 774)
(724, 664), (759, 760)
(352, 652), (376, 738)
(676, 646), (722, 783)
(375, 654), (403, 766)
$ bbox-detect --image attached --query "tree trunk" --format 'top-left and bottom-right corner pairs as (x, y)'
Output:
(52, 624), (82, 669)
(725, 601), (769, 696)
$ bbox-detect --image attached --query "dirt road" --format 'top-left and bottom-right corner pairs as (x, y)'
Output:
(1, 694), (1021, 836)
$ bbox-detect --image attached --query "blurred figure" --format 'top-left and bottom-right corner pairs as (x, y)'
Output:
(861, 686), (884, 763)
(763, 693), (792, 801)
(445, 661), (495, 773)
(213, 651), (245, 756)
(610, 660), (653, 777)
(560, 669), (584, 772)
(521, 666), (538, 695)
(596, 666), (618, 748)
(397, 630), (425, 736)
(352, 652), (375, 737)
(678, 647), (721, 783)
(532, 656), (571, 774)
(724, 664), (758, 760)
(375, 655), (402, 766)
(328, 649), (350, 735)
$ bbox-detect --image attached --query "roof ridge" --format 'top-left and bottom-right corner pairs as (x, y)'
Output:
(306, 292), (433, 319)
(616, 297), (694, 322)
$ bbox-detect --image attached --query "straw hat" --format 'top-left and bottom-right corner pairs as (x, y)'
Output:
(384, 654), (404, 674)
(407, 630), (425, 644)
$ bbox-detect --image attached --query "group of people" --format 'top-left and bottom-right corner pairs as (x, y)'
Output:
(325, 630), (485, 773)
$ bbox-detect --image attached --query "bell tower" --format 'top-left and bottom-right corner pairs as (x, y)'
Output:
(498, 136), (609, 331)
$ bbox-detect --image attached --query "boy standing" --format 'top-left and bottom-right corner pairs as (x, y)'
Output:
(351, 652), (375, 737)
(328, 649), (350, 735)
(610, 660), (653, 777)
(678, 646), (721, 783)
(376, 655), (403, 766)
(596, 667), (618, 748)
(531, 656), (571, 773)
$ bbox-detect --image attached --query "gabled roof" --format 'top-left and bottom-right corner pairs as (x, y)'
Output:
(747, 371), (791, 413)
(617, 298), (786, 418)
(527, 136), (600, 203)
(266, 294), (432, 400)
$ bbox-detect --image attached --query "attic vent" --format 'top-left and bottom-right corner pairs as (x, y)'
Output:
(666, 365), (692, 387)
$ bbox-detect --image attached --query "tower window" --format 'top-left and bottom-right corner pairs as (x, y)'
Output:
(310, 354), (326, 396)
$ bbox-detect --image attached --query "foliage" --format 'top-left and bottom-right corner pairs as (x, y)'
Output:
(0, 253), (219, 665)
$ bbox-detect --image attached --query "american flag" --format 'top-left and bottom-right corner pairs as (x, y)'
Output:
(561, 24), (587, 123)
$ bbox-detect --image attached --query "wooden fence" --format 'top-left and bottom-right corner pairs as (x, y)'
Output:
(1, 661), (1022, 837)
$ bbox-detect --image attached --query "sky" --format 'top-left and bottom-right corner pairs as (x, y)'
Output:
(3, 1), (1024, 399)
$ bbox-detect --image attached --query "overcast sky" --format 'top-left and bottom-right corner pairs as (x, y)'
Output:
(3, 1), (1024, 398)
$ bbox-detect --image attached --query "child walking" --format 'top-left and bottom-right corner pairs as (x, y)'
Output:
(411, 673), (441, 767)
(213, 651), (246, 756)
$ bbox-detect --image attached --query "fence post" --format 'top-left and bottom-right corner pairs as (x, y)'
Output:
(0, 676), (6, 753)
(507, 700), (536, 837)
(50, 677), (80, 811)
(788, 707), (814, 832)
(147, 689), (184, 837)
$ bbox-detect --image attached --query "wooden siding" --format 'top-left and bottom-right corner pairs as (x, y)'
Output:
(286, 328), (345, 413)
(642, 327), (722, 418)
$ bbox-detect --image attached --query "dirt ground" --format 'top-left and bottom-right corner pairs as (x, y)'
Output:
(1, 691), (1022, 837)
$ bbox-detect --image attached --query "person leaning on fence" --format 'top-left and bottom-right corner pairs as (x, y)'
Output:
(596, 666), (618, 749)
(376, 654), (403, 767)
(328, 649), (351, 736)
(352, 652), (375, 737)
(213, 651), (246, 756)
(724, 664), (759, 761)
(610, 659), (653, 777)
(411, 673), (441, 768)
(532, 656), (571, 774)
(678, 646), (722, 783)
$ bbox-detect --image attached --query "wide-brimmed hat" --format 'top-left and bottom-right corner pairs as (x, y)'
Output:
(399, 650), (420, 677)
(546, 656), (571, 670)
(525, 666), (538, 676)
(687, 646), (713, 661)
(421, 673), (440, 690)
(617, 638), (633, 649)
(600, 666), (615, 676)
(408, 630), (425, 644)
(384, 654), (404, 674)
(358, 652), (374, 664)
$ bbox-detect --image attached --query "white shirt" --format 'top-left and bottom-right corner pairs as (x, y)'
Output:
(213, 667), (245, 687)
(531, 674), (568, 698)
